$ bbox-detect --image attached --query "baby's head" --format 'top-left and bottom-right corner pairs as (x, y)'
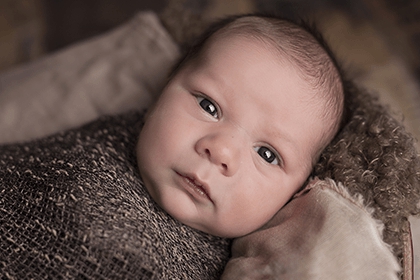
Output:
(136, 14), (344, 238)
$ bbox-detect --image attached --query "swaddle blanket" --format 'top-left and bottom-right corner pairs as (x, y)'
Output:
(0, 112), (230, 279)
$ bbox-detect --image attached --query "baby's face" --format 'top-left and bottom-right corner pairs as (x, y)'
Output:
(137, 35), (329, 238)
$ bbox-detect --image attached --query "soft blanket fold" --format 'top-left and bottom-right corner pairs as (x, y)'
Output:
(221, 179), (400, 280)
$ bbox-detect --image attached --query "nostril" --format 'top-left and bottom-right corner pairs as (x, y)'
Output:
(205, 148), (211, 156)
(221, 163), (227, 170)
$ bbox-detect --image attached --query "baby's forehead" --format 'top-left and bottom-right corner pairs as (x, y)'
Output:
(185, 35), (320, 101)
(193, 35), (295, 76)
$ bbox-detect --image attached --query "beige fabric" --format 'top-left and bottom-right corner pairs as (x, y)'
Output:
(221, 179), (400, 280)
(0, 12), (179, 144)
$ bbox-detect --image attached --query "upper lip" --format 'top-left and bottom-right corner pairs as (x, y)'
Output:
(176, 171), (213, 203)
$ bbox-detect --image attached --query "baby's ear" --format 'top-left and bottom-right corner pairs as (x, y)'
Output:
(221, 178), (400, 280)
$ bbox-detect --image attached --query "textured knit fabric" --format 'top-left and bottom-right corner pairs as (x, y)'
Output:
(0, 112), (231, 280)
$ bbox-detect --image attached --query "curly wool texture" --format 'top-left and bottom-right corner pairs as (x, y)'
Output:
(313, 79), (420, 259)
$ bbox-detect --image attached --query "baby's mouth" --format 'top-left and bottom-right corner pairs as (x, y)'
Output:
(176, 172), (213, 203)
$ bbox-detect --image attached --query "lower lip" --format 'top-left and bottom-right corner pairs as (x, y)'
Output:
(175, 172), (212, 203)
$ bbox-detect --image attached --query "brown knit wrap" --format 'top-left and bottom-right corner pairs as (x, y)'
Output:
(0, 112), (231, 279)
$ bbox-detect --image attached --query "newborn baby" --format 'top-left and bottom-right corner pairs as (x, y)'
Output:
(0, 14), (344, 279)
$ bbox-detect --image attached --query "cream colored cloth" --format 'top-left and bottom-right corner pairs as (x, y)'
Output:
(0, 12), (179, 144)
(221, 179), (400, 280)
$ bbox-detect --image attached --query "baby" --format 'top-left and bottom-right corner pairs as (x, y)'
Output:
(0, 14), (344, 280)
(137, 14), (344, 238)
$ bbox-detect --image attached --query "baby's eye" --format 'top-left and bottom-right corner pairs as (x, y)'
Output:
(254, 146), (280, 166)
(196, 96), (219, 118)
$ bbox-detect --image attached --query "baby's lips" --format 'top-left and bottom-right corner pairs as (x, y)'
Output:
(177, 171), (214, 203)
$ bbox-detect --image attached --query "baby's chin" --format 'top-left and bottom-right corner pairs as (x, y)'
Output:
(187, 224), (238, 239)
(162, 209), (232, 238)
(180, 218), (261, 239)
(136, 161), (265, 239)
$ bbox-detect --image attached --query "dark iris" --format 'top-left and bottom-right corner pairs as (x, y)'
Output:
(257, 147), (276, 163)
(199, 98), (218, 117)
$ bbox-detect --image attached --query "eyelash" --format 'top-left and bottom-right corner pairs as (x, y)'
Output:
(195, 95), (283, 167)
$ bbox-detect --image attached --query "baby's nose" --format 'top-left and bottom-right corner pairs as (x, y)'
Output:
(195, 131), (241, 176)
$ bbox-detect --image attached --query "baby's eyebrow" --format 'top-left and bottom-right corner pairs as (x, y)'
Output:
(264, 127), (302, 163)
(266, 125), (294, 145)
(187, 70), (226, 95)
